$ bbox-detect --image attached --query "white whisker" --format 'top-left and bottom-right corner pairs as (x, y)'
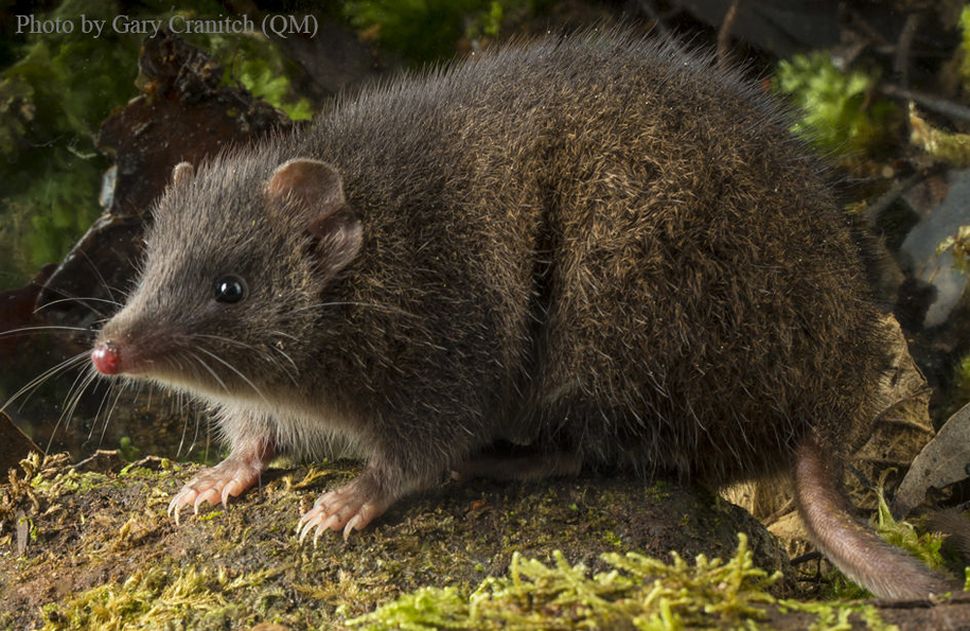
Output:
(196, 347), (270, 405)
(0, 351), (90, 415)
(0, 325), (91, 338)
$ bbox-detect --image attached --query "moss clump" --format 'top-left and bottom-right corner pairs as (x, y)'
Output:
(349, 533), (786, 629)
(350, 533), (902, 629)
(0, 452), (70, 535)
(39, 564), (285, 630)
(874, 483), (946, 573)
(909, 104), (970, 167)
(774, 52), (898, 157)
(350, 533), (904, 629)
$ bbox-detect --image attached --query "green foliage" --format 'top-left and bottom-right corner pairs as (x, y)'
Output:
(937, 225), (970, 274)
(350, 534), (901, 629)
(343, 0), (534, 64)
(189, 31), (313, 121)
(0, 0), (138, 285)
(874, 481), (946, 571)
(118, 436), (140, 462)
(350, 534), (783, 629)
(774, 52), (898, 156)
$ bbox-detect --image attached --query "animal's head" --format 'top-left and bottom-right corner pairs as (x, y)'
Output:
(92, 154), (362, 399)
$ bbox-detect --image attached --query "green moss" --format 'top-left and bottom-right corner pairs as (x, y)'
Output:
(602, 529), (622, 549)
(117, 436), (140, 462)
(778, 599), (896, 631)
(774, 52), (898, 157)
(349, 533), (785, 629)
(350, 533), (905, 629)
(647, 480), (672, 502)
(197, 509), (224, 522)
(0, 0), (138, 283)
(874, 482), (946, 572)
(187, 30), (313, 121)
(40, 564), (285, 630)
(909, 104), (970, 167)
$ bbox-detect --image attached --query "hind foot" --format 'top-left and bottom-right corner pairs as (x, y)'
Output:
(298, 470), (396, 543)
(168, 445), (272, 523)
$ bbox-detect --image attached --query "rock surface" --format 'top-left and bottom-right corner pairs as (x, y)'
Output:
(0, 453), (790, 629)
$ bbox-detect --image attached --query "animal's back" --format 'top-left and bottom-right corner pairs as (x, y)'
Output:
(306, 30), (889, 482)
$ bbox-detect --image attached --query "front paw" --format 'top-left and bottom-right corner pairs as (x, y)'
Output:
(168, 457), (264, 523)
(298, 473), (393, 543)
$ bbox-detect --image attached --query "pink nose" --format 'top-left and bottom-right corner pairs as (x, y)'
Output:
(92, 342), (122, 375)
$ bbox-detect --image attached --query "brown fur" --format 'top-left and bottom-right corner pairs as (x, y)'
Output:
(96, 29), (953, 597)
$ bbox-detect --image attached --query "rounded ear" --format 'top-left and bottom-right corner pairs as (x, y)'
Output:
(266, 159), (362, 275)
(171, 161), (194, 187)
(265, 159), (345, 216)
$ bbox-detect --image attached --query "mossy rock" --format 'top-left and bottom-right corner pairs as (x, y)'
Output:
(0, 453), (790, 629)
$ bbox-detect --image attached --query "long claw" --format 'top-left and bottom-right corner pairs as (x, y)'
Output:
(221, 480), (240, 508)
(298, 508), (315, 529)
(299, 518), (315, 543)
(343, 514), (362, 541)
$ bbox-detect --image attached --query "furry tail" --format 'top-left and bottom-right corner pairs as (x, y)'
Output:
(793, 436), (955, 600)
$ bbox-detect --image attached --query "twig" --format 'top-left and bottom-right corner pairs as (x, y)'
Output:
(881, 84), (970, 126)
(717, 0), (742, 70)
(893, 13), (920, 89)
(789, 551), (822, 566)
(846, 8), (892, 47)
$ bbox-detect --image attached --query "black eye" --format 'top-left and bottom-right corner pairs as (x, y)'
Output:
(214, 275), (247, 303)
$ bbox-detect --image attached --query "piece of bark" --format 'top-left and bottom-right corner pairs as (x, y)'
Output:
(895, 401), (970, 517)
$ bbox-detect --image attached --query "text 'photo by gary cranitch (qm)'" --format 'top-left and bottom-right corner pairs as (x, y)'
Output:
(2, 2), (970, 629)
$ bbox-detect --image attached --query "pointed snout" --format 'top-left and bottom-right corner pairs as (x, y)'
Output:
(91, 341), (122, 375)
